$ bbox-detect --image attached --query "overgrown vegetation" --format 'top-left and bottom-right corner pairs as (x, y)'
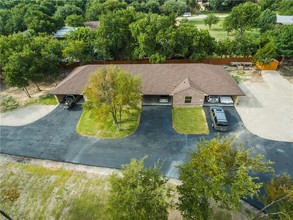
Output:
(172, 107), (209, 134)
(0, 162), (108, 219)
(0, 95), (19, 112)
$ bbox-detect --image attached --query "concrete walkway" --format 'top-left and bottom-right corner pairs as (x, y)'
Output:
(0, 105), (57, 126)
(236, 71), (293, 142)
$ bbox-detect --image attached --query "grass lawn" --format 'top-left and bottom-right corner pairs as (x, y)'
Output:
(25, 94), (58, 106)
(188, 18), (232, 40)
(188, 17), (260, 41)
(172, 107), (209, 134)
(0, 162), (108, 219)
(76, 108), (140, 138)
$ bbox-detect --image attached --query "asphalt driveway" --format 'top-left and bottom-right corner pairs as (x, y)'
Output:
(0, 105), (292, 208)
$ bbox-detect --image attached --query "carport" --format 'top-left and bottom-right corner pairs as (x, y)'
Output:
(142, 95), (172, 106)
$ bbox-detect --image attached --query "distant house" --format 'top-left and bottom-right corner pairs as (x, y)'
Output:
(84, 21), (100, 29)
(276, 15), (293, 25)
(53, 26), (78, 39)
(51, 64), (245, 107)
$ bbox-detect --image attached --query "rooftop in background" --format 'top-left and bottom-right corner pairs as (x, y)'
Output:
(53, 26), (78, 39)
(276, 15), (293, 25)
(51, 64), (245, 97)
(84, 21), (100, 29)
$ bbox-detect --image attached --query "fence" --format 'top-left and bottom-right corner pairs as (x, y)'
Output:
(61, 57), (254, 70)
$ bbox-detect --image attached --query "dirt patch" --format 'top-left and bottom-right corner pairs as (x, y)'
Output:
(0, 69), (72, 108)
(0, 81), (59, 106)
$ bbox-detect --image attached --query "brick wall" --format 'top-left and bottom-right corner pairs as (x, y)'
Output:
(173, 88), (205, 107)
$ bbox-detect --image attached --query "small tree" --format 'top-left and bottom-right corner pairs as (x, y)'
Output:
(253, 40), (276, 65)
(204, 14), (220, 30)
(177, 136), (274, 220)
(84, 66), (141, 130)
(107, 157), (172, 220)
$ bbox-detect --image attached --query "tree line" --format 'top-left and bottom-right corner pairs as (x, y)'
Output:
(0, 0), (292, 95)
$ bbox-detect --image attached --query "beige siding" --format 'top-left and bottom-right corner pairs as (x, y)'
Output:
(55, 95), (65, 103)
(173, 88), (205, 107)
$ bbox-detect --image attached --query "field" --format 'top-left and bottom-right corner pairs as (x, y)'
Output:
(186, 15), (259, 41)
(0, 155), (262, 220)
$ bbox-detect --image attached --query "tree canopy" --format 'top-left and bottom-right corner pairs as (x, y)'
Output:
(107, 157), (172, 220)
(84, 66), (142, 129)
(223, 2), (261, 36)
(177, 136), (274, 220)
(258, 174), (293, 220)
(275, 25), (293, 58)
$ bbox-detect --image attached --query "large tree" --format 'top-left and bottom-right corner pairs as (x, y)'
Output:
(130, 13), (173, 61)
(162, 0), (187, 16)
(84, 66), (141, 129)
(97, 8), (137, 60)
(223, 2), (261, 36)
(275, 25), (293, 58)
(256, 174), (293, 220)
(107, 157), (171, 220)
(177, 136), (273, 220)
(258, 9), (276, 33)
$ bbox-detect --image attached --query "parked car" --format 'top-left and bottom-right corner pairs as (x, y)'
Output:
(183, 12), (191, 17)
(209, 107), (228, 131)
(220, 96), (233, 104)
(159, 96), (169, 103)
(207, 95), (219, 103)
(63, 95), (77, 109)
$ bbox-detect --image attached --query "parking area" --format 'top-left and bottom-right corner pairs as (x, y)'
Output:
(236, 71), (293, 142)
(142, 95), (172, 106)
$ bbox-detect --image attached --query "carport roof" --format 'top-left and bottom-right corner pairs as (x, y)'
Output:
(51, 64), (245, 96)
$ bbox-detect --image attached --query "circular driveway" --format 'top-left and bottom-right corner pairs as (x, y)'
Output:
(0, 105), (292, 209)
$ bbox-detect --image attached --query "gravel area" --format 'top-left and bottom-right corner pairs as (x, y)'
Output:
(236, 71), (293, 142)
(0, 105), (57, 126)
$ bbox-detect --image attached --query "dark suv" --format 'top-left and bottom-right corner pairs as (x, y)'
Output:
(209, 107), (228, 131)
(63, 95), (77, 109)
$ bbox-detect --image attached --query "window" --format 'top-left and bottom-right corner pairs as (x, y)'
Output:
(185, 96), (192, 103)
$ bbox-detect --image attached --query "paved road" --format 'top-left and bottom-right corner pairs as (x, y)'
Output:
(0, 105), (292, 208)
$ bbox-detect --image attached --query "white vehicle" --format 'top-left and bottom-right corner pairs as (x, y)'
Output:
(207, 95), (219, 103)
(220, 96), (233, 104)
(183, 12), (191, 17)
(159, 96), (169, 103)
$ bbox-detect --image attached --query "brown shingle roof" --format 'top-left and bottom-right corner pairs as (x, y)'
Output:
(51, 64), (245, 96)
(84, 21), (100, 29)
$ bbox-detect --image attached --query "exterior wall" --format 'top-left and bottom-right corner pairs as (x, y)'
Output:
(173, 88), (205, 107)
(55, 95), (65, 103)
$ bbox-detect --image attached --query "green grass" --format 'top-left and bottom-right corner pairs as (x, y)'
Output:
(188, 17), (260, 41)
(25, 94), (58, 106)
(0, 162), (108, 219)
(76, 108), (141, 138)
(188, 18), (232, 40)
(172, 107), (209, 134)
